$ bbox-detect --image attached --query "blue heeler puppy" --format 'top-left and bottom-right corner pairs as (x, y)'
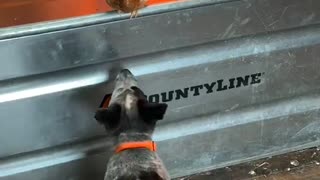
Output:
(95, 69), (170, 180)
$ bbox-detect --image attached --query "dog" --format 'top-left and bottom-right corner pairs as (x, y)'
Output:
(95, 69), (170, 180)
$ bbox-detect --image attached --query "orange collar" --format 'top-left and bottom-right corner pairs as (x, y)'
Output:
(115, 141), (157, 153)
(99, 94), (112, 108)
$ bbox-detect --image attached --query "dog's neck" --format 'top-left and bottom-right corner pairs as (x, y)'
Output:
(116, 132), (152, 144)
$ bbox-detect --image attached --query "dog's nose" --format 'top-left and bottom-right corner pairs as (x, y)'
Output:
(120, 69), (132, 75)
(118, 69), (135, 79)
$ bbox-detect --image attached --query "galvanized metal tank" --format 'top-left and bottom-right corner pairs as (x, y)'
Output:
(1, 0), (320, 179)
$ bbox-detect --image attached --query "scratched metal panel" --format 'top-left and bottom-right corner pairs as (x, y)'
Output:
(1, 0), (320, 179)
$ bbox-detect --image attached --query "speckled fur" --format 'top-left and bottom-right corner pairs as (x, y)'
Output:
(105, 133), (169, 180)
(95, 69), (170, 180)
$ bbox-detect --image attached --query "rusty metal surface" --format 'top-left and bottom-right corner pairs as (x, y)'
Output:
(0, 0), (181, 28)
(0, 0), (233, 39)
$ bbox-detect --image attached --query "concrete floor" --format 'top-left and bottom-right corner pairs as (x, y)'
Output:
(176, 147), (320, 180)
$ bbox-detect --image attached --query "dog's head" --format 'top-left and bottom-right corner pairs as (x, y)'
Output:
(95, 69), (167, 135)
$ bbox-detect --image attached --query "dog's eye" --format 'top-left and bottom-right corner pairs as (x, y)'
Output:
(117, 88), (124, 92)
(131, 86), (147, 99)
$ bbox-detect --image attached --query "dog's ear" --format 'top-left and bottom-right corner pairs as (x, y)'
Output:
(138, 100), (168, 122)
(95, 103), (121, 129)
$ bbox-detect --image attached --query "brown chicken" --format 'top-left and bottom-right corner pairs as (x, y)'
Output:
(106, 0), (148, 18)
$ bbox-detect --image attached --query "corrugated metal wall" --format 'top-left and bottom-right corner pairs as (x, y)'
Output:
(1, 0), (320, 179)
